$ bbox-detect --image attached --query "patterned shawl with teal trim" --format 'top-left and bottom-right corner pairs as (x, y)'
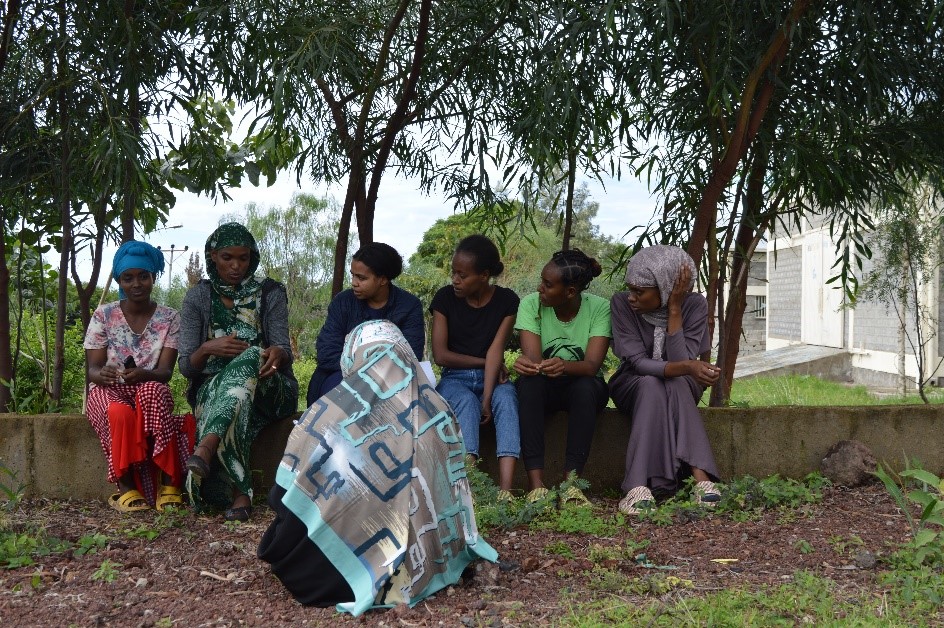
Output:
(273, 320), (497, 616)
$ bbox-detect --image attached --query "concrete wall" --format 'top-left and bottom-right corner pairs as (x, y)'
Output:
(767, 245), (802, 342)
(3, 407), (943, 500)
(852, 253), (917, 354)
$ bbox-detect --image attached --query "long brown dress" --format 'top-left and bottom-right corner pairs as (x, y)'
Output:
(608, 291), (719, 493)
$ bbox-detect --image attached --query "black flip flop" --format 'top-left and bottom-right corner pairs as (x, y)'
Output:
(224, 505), (252, 523)
(186, 453), (210, 478)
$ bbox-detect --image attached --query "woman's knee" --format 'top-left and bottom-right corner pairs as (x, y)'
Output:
(437, 380), (478, 414)
(568, 376), (608, 407)
(515, 375), (546, 402)
(490, 383), (518, 416)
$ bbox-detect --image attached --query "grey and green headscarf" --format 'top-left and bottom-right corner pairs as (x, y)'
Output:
(205, 222), (262, 301)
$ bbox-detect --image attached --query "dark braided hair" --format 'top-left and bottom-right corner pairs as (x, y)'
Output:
(549, 248), (602, 292)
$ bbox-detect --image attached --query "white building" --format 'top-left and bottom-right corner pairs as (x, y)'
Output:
(766, 213), (942, 389)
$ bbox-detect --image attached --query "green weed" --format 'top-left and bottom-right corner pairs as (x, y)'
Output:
(0, 465), (25, 512)
(0, 528), (70, 569)
(876, 463), (944, 568)
(828, 534), (865, 556)
(74, 533), (108, 556)
(638, 474), (829, 526)
(545, 540), (574, 559)
(560, 572), (899, 626)
(724, 374), (944, 407)
(91, 559), (122, 583)
(587, 538), (650, 563)
(794, 539), (814, 554)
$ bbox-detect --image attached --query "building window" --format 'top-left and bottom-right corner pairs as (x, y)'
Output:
(753, 295), (767, 319)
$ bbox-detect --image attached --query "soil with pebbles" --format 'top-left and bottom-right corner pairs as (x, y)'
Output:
(0, 484), (917, 627)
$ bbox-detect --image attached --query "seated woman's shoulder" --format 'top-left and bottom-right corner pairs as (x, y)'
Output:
(155, 303), (180, 317)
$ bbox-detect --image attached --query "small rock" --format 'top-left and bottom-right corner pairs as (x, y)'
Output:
(135, 578), (148, 588)
(209, 542), (221, 551)
(469, 600), (487, 611)
(821, 440), (877, 487)
(478, 563), (500, 586)
(387, 604), (404, 616)
(521, 556), (541, 572)
(498, 560), (519, 572)
(854, 549), (877, 569)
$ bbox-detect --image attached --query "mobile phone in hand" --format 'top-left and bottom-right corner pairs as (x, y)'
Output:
(124, 356), (136, 369)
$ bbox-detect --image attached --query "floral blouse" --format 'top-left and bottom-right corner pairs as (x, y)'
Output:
(83, 302), (180, 384)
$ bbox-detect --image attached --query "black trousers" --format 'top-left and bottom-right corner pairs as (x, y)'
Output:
(257, 485), (354, 607)
(516, 374), (608, 474)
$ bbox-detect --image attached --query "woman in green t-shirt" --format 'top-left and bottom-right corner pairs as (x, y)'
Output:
(513, 249), (611, 504)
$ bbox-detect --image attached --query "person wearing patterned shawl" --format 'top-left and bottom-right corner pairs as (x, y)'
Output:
(258, 320), (497, 616)
(178, 223), (298, 522)
(608, 245), (721, 516)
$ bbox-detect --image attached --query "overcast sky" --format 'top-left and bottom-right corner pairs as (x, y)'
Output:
(82, 169), (659, 288)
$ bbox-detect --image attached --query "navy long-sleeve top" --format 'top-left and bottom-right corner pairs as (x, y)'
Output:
(309, 284), (425, 392)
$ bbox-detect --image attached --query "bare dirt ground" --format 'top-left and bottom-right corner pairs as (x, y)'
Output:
(0, 484), (917, 627)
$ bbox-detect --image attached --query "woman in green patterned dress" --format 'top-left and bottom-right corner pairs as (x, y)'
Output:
(178, 223), (298, 521)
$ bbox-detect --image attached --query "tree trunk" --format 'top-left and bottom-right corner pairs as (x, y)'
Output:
(72, 197), (107, 331)
(0, 0), (22, 77)
(0, 215), (11, 412)
(687, 0), (810, 265)
(52, 0), (71, 405)
(331, 173), (361, 296)
(361, 0), (432, 249)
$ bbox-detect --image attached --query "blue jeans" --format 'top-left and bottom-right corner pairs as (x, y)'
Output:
(436, 368), (520, 459)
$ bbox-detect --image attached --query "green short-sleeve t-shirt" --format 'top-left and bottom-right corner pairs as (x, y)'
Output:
(514, 292), (611, 376)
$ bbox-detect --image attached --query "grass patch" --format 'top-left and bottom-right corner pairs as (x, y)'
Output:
(559, 571), (930, 626)
(639, 474), (830, 525)
(719, 374), (944, 407)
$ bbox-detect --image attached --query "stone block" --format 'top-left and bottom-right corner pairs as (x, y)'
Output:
(32, 415), (109, 500)
(0, 415), (32, 498)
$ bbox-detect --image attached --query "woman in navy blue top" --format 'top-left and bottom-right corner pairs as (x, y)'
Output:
(306, 242), (425, 406)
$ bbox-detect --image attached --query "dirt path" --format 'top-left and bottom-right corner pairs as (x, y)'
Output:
(0, 484), (917, 626)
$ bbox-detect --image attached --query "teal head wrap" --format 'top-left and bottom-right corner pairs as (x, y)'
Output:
(112, 240), (165, 299)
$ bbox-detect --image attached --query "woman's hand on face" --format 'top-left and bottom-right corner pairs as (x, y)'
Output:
(513, 355), (540, 377)
(204, 331), (250, 358)
(259, 346), (287, 379)
(687, 360), (720, 386)
(668, 263), (692, 310)
(537, 357), (566, 378)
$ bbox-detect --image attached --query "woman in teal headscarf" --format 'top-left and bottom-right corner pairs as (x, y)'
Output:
(84, 240), (189, 512)
(178, 223), (298, 521)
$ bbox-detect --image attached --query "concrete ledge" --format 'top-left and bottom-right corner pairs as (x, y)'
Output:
(2, 406), (943, 500)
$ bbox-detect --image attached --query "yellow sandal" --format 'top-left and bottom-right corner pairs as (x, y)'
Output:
(155, 485), (184, 512)
(109, 489), (150, 513)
